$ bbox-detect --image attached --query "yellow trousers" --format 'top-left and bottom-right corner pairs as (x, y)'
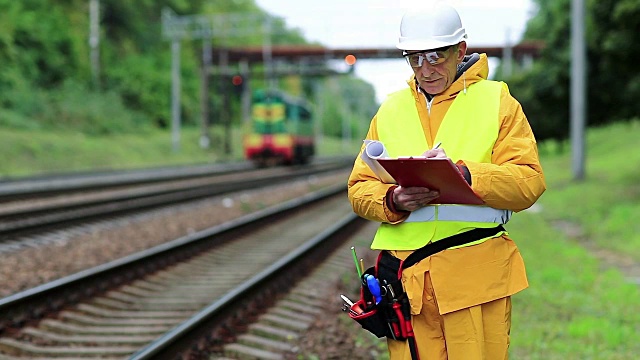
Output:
(387, 271), (512, 360)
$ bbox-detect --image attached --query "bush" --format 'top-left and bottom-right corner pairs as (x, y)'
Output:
(44, 81), (152, 135)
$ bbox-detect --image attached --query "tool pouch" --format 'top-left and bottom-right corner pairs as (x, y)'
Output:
(348, 265), (412, 341)
(348, 298), (390, 338)
(345, 227), (507, 360)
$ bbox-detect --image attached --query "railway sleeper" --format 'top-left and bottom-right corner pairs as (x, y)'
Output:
(216, 236), (370, 360)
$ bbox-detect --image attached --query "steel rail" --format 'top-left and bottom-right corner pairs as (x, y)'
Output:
(130, 212), (362, 359)
(0, 184), (345, 332)
(0, 161), (351, 237)
(0, 162), (252, 199)
(0, 184), (364, 359)
(0, 156), (353, 200)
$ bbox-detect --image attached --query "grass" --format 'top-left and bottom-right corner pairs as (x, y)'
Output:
(0, 125), (362, 178)
(1, 120), (639, 358)
(509, 212), (640, 359)
(535, 121), (640, 260)
(509, 120), (640, 359)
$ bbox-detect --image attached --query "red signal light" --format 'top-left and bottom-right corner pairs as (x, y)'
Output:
(231, 75), (243, 86)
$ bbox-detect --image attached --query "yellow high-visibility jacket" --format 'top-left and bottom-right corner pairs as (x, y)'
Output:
(347, 53), (546, 315)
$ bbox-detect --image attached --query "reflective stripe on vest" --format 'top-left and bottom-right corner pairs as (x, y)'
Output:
(405, 204), (512, 224)
(371, 80), (509, 251)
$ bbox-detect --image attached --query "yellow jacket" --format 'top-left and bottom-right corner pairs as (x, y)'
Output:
(347, 53), (546, 314)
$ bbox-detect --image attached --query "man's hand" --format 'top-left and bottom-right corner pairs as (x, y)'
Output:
(421, 147), (448, 159)
(392, 185), (440, 212)
(392, 146), (447, 211)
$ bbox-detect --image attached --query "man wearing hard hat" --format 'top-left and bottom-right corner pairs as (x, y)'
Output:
(347, 2), (546, 359)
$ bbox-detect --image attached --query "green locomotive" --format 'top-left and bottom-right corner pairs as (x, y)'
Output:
(243, 89), (315, 166)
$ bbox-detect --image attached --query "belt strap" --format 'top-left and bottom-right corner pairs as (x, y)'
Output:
(380, 225), (505, 274)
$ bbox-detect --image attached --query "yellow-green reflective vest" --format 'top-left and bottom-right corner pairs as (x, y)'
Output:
(371, 80), (511, 250)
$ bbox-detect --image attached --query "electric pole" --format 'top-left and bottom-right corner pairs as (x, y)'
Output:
(89, 0), (100, 89)
(571, 0), (586, 180)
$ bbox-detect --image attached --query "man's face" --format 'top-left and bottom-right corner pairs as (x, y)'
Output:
(405, 42), (467, 95)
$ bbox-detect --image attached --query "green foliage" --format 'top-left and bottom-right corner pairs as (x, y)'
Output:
(51, 81), (153, 135)
(318, 77), (377, 139)
(588, 0), (640, 123)
(507, 0), (640, 142)
(0, 0), (88, 89)
(105, 54), (178, 128)
(0, 0), (375, 136)
(0, 80), (151, 135)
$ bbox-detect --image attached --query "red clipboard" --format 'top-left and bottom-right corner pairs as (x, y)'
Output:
(376, 158), (484, 205)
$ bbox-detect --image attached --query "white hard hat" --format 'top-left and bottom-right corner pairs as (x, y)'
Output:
(397, 2), (467, 51)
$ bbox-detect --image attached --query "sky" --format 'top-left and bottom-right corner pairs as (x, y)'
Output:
(254, 0), (537, 102)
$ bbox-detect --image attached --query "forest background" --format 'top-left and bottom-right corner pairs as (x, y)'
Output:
(0, 0), (639, 175)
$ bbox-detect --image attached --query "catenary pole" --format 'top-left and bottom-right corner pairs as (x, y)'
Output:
(200, 38), (212, 149)
(502, 27), (512, 78)
(89, 0), (100, 89)
(571, 0), (586, 180)
(171, 39), (181, 152)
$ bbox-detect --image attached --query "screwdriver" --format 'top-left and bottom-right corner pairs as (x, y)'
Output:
(365, 274), (382, 304)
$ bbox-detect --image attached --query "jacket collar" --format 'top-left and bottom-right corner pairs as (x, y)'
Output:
(408, 53), (490, 103)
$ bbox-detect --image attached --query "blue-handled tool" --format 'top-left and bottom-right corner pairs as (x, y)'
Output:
(365, 274), (382, 304)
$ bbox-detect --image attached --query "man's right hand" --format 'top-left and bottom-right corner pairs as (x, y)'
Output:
(392, 185), (440, 212)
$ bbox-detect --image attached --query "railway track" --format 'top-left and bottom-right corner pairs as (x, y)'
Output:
(0, 185), (375, 359)
(0, 162), (254, 201)
(0, 158), (353, 248)
(0, 157), (352, 201)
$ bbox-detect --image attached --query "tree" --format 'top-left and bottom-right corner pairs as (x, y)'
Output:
(506, 0), (640, 142)
(0, 0), (378, 136)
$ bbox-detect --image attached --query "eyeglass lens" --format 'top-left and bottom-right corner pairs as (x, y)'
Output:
(405, 50), (448, 67)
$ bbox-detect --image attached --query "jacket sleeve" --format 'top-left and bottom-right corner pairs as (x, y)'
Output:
(458, 87), (546, 212)
(347, 119), (409, 224)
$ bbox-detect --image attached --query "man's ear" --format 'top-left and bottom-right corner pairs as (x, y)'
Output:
(456, 41), (467, 62)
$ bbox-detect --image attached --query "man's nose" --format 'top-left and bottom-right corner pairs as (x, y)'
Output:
(419, 62), (436, 75)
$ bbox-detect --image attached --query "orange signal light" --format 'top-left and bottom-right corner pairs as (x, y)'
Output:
(345, 54), (357, 65)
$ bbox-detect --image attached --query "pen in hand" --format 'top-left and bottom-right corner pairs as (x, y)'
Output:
(422, 142), (444, 158)
(421, 142), (446, 159)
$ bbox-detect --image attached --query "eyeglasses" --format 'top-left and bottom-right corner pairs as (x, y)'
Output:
(403, 46), (454, 67)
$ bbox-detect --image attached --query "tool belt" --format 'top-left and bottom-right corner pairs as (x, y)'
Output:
(347, 225), (505, 341)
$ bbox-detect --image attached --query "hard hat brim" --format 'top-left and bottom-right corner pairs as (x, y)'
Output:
(396, 32), (467, 52)
(396, 25), (468, 52)
(396, 39), (459, 51)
